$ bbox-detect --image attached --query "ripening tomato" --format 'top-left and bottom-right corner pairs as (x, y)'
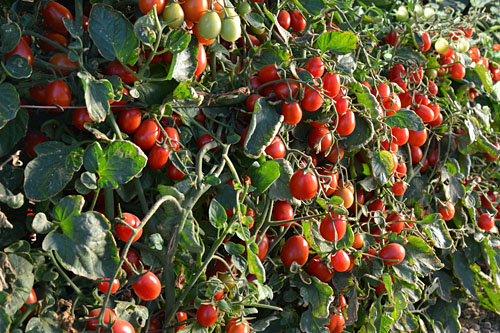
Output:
(277, 10), (290, 29)
(408, 128), (427, 146)
(40, 32), (68, 53)
(273, 201), (294, 225)
(43, 1), (73, 33)
(265, 136), (286, 159)
(198, 11), (222, 40)
(281, 235), (309, 267)
(197, 304), (218, 327)
(258, 64), (279, 83)
(118, 108), (142, 134)
(163, 2), (185, 28)
(195, 43), (207, 76)
(336, 110), (355, 136)
(450, 63), (466, 80)
(352, 234), (364, 249)
(302, 88), (323, 112)
(132, 271), (161, 301)
(320, 215), (346, 242)
(87, 308), (116, 331)
(112, 319), (135, 333)
(105, 60), (137, 84)
(134, 119), (161, 150)
(148, 145), (170, 169)
(115, 213), (143, 243)
(274, 81), (300, 100)
(378, 243), (405, 265)
(72, 108), (92, 130)
(167, 162), (185, 180)
(331, 250), (350, 272)
(392, 181), (406, 195)
(290, 11), (306, 31)
(305, 57), (325, 78)
(418, 32), (432, 52)
(323, 73), (341, 98)
(332, 188), (354, 208)
(46, 80), (72, 107)
(327, 313), (345, 333)
(290, 169), (318, 200)
(477, 213), (494, 231)
(5, 38), (34, 66)
(307, 255), (334, 282)
(281, 101), (302, 125)
(439, 201), (455, 221)
(308, 127), (332, 153)
(98, 278), (120, 294)
(139, 0), (165, 15)
(181, 0), (208, 22)
(257, 234), (269, 261)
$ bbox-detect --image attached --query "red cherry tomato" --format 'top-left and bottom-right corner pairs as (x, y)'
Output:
(272, 201), (294, 226)
(326, 145), (344, 163)
(195, 43), (207, 76)
(415, 105), (434, 123)
(336, 110), (356, 136)
(122, 248), (141, 276)
(25, 131), (49, 158)
(265, 136), (286, 159)
(49, 53), (78, 76)
(331, 250), (350, 272)
(196, 304), (218, 327)
(115, 213), (143, 243)
(132, 271), (162, 301)
(277, 10), (291, 29)
(167, 162), (185, 180)
(139, 0), (165, 15)
(290, 11), (306, 31)
(258, 234), (269, 261)
(97, 278), (120, 294)
(320, 215), (346, 242)
(302, 87), (323, 112)
(105, 60), (137, 84)
(307, 255), (334, 282)
(450, 63), (466, 80)
(305, 57), (325, 77)
(391, 126), (409, 146)
(327, 313), (345, 333)
(439, 201), (455, 221)
(40, 32), (68, 53)
(182, 0), (208, 23)
(290, 169), (318, 200)
(392, 181), (406, 195)
(323, 73), (341, 98)
(280, 235), (309, 267)
(281, 101), (302, 125)
(258, 64), (279, 83)
(408, 128), (427, 146)
(45, 80), (72, 107)
(87, 308), (116, 331)
(148, 145), (170, 169)
(5, 38), (34, 66)
(274, 81), (300, 100)
(29, 85), (47, 105)
(246, 94), (260, 112)
(118, 108), (142, 134)
(175, 312), (188, 332)
(43, 1), (73, 33)
(72, 108), (93, 130)
(318, 167), (338, 196)
(386, 213), (404, 233)
(112, 319), (135, 333)
(308, 127), (332, 153)
(134, 119), (161, 150)
(477, 213), (494, 231)
(378, 243), (405, 266)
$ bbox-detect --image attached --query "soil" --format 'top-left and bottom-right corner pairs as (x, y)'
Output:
(459, 301), (500, 333)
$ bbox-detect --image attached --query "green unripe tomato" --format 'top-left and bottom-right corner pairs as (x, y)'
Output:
(395, 6), (409, 22)
(221, 6), (238, 20)
(251, 25), (265, 35)
(425, 68), (437, 79)
(198, 11), (221, 40)
(455, 39), (470, 53)
(414, 4), (424, 17)
(423, 7), (435, 19)
(238, 1), (251, 15)
(162, 3), (184, 28)
(220, 16), (241, 42)
(435, 38), (449, 54)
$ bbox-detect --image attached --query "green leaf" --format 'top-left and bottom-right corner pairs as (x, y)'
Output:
(470, 264), (500, 314)
(252, 44), (291, 70)
(341, 113), (374, 149)
(0, 23), (21, 53)
(247, 160), (280, 193)
(245, 13), (265, 30)
(42, 195), (120, 279)
(421, 214), (453, 249)
(180, 217), (203, 254)
(114, 300), (149, 328)
(1, 253), (34, 316)
(300, 308), (329, 333)
(404, 236), (443, 275)
(31, 213), (55, 234)
(89, 4), (139, 65)
(300, 277), (334, 318)
(24, 141), (84, 201)
(314, 31), (358, 55)
(352, 82), (382, 119)
(3, 55), (32, 79)
(427, 298), (460, 333)
(166, 30), (191, 54)
(440, 161), (465, 203)
(385, 109), (424, 131)
(25, 313), (62, 333)
(474, 64), (493, 92)
(247, 241), (266, 283)
(224, 242), (245, 255)
(452, 251), (478, 298)
(83, 141), (147, 189)
(0, 83), (20, 130)
(268, 159), (295, 202)
(172, 37), (199, 82)
(431, 270), (453, 302)
(0, 181), (23, 209)
(209, 199), (227, 229)
(0, 307), (10, 333)
(368, 298), (394, 333)
(134, 10), (157, 48)
(78, 72), (113, 123)
(244, 99), (283, 158)
(0, 108), (27, 157)
(301, 0), (325, 15)
(395, 47), (427, 66)
(371, 151), (392, 185)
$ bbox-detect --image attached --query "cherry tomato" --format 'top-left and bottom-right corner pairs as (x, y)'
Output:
(139, 0), (165, 15)
(468, 47), (480, 59)
(378, 243), (405, 265)
(163, 3), (185, 28)
(439, 201), (455, 221)
(148, 145), (170, 169)
(115, 213), (143, 243)
(331, 250), (350, 272)
(327, 313), (345, 333)
(386, 213), (404, 234)
(83, 16), (89, 30)
(175, 312), (188, 332)
(182, 0), (209, 23)
(118, 108), (142, 134)
(197, 304), (218, 327)
(134, 119), (161, 150)
(326, 145), (344, 163)
(122, 248), (141, 276)
(198, 11), (222, 40)
(408, 128), (427, 146)
(87, 308), (116, 331)
(305, 57), (325, 77)
(332, 188), (354, 208)
(197, 134), (215, 149)
(258, 64), (279, 83)
(112, 319), (135, 333)
(47, 51), (78, 76)
(274, 81), (299, 100)
(384, 31), (399, 46)
(167, 162), (185, 180)
(258, 234), (269, 261)
(281, 101), (302, 125)
(265, 136), (286, 159)
(485, 142), (500, 161)
(228, 321), (251, 333)
(195, 43), (207, 76)
(5, 38), (34, 66)
(105, 60), (137, 84)
(246, 94), (260, 112)
(391, 126), (409, 146)
(40, 32), (68, 53)
(410, 145), (423, 164)
(307, 255), (334, 282)
(415, 104), (434, 123)
(290, 169), (318, 200)
(25, 131), (49, 158)
(43, 1), (73, 33)
(395, 162), (407, 177)
(281, 235), (309, 267)
(46, 80), (72, 107)
(323, 73), (341, 98)
(308, 127), (332, 153)
(132, 271), (161, 300)
(72, 108), (93, 130)
(221, 15), (241, 42)
(272, 201), (294, 226)
(29, 85), (47, 105)
(97, 278), (120, 294)
(290, 11), (306, 31)
(319, 167), (338, 196)
(302, 87), (323, 112)
(352, 234), (364, 249)
(450, 63), (466, 80)
(336, 110), (355, 136)
(477, 213), (494, 231)
(320, 215), (346, 242)
(193, 23), (215, 45)
(392, 181), (406, 195)
(277, 10), (290, 29)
